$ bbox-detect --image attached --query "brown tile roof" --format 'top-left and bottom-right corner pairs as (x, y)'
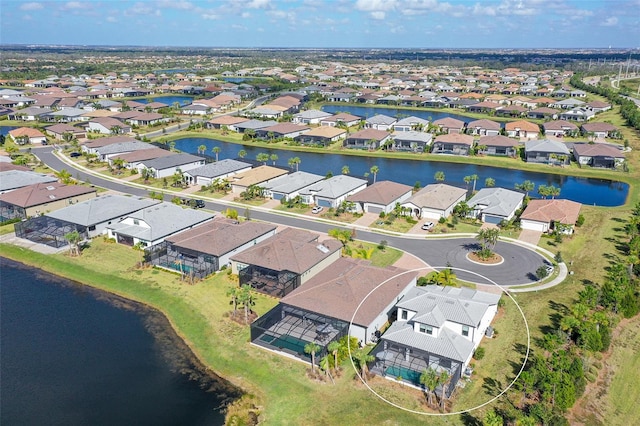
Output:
(434, 133), (474, 145)
(8, 127), (46, 138)
(505, 120), (539, 132)
(322, 112), (361, 123)
(230, 165), (288, 187)
(301, 126), (347, 138)
(83, 135), (138, 148)
(433, 117), (465, 129)
(230, 229), (342, 274)
(261, 123), (310, 134)
(581, 122), (617, 132)
(207, 116), (249, 126)
(0, 182), (96, 208)
(281, 257), (416, 326)
(478, 135), (519, 147)
(165, 218), (277, 256)
(520, 199), (581, 225)
(572, 143), (625, 158)
(467, 119), (501, 130)
(347, 180), (412, 205)
(406, 183), (467, 210)
(0, 163), (31, 172)
(346, 128), (390, 141)
(111, 147), (175, 163)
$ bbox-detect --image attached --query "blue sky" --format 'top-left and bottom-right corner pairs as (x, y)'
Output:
(2, 0), (638, 48)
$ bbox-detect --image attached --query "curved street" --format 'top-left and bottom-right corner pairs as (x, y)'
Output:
(34, 147), (554, 288)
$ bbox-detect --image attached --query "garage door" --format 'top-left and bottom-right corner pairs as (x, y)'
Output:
(483, 215), (503, 225)
(317, 199), (332, 208)
(272, 193), (284, 201)
(521, 219), (547, 232)
(367, 206), (384, 214)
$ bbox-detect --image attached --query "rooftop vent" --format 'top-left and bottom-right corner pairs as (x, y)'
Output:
(316, 244), (329, 254)
(46, 186), (55, 190)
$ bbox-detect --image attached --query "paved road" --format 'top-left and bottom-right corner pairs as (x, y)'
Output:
(36, 147), (548, 287)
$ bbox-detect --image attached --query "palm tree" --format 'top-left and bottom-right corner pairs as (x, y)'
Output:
(419, 368), (438, 406)
(226, 286), (239, 317)
(352, 348), (375, 382)
(485, 177), (496, 187)
(238, 149), (247, 159)
(434, 171), (445, 182)
(64, 230), (82, 257)
(465, 174), (479, 192)
(476, 228), (500, 258)
(435, 268), (457, 287)
(515, 180), (535, 198)
(341, 165), (350, 175)
(270, 153), (278, 165)
(211, 146), (221, 162)
(370, 165), (379, 183)
(55, 169), (73, 184)
(238, 284), (255, 324)
(288, 156), (301, 171)
(327, 340), (341, 370)
(319, 355), (333, 382)
(197, 144), (206, 156)
(256, 152), (269, 165)
(548, 184), (561, 199)
(438, 370), (450, 410)
(304, 342), (321, 373)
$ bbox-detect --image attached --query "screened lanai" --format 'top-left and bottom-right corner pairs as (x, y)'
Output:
(238, 264), (298, 298)
(14, 215), (87, 248)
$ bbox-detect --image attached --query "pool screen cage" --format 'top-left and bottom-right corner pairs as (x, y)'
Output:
(238, 264), (299, 298)
(144, 241), (218, 279)
(251, 304), (349, 363)
(14, 215), (88, 248)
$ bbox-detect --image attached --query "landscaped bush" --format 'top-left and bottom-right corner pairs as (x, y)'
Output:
(474, 347), (485, 360)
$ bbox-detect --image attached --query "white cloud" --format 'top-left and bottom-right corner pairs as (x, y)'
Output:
(106, 16), (117, 23)
(601, 16), (618, 26)
(241, 12), (251, 18)
(247, 0), (272, 9)
(231, 24), (247, 30)
(125, 2), (158, 16)
(23, 14), (33, 20)
(371, 11), (385, 19)
(355, 0), (397, 12)
(202, 13), (219, 20)
(20, 2), (43, 11)
(157, 1), (194, 10)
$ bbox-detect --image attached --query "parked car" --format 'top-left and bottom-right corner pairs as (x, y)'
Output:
(421, 221), (434, 230)
(311, 206), (324, 214)
(69, 152), (81, 158)
(194, 199), (205, 209)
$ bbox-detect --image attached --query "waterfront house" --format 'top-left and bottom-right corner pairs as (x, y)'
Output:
(346, 180), (413, 214)
(466, 119), (501, 136)
(580, 122), (619, 139)
(294, 126), (347, 146)
(231, 228), (342, 297)
(234, 119), (278, 134)
(476, 135), (519, 157)
(148, 218), (277, 278)
(505, 120), (539, 140)
(137, 153), (206, 179)
(206, 115), (249, 130)
(8, 127), (47, 145)
(432, 117), (465, 134)
(108, 147), (175, 170)
(0, 182), (97, 221)
(431, 133), (474, 156)
(105, 202), (214, 248)
(527, 107), (558, 120)
(261, 171), (325, 201)
(520, 199), (582, 233)
(402, 183), (467, 219)
(524, 139), (571, 165)
(343, 128), (391, 150)
(370, 286), (500, 391)
(182, 159), (252, 186)
(390, 131), (433, 152)
(393, 116), (430, 132)
(87, 117), (131, 135)
(542, 120), (579, 138)
(229, 165), (289, 194)
(320, 112), (361, 128)
(365, 114), (397, 131)
(292, 109), (333, 125)
(250, 257), (417, 364)
(255, 123), (310, 140)
(299, 174), (368, 208)
(572, 143), (625, 169)
(466, 187), (524, 224)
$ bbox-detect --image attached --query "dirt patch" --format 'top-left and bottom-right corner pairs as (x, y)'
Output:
(468, 251), (503, 264)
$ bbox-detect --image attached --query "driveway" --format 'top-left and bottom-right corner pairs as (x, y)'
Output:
(518, 229), (542, 246)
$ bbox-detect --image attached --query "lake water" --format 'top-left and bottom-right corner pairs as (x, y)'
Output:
(173, 138), (628, 206)
(0, 258), (237, 426)
(321, 104), (476, 123)
(0, 125), (18, 136)
(135, 96), (194, 106)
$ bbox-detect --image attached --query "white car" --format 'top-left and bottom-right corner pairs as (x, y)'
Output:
(421, 222), (434, 230)
(311, 206), (324, 214)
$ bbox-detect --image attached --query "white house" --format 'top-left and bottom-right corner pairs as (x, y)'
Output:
(402, 184), (467, 219)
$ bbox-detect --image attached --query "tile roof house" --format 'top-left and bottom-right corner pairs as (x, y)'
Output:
(431, 133), (475, 156)
(0, 182), (97, 220)
(393, 116), (430, 132)
(108, 147), (175, 169)
(346, 180), (414, 214)
(105, 201), (214, 248)
(138, 153), (206, 179)
(299, 174), (368, 208)
(206, 115), (249, 130)
(261, 171), (325, 201)
(402, 183), (467, 219)
(229, 165), (289, 193)
(365, 114), (397, 131)
(8, 127), (47, 145)
(294, 126), (347, 146)
(505, 120), (540, 140)
(433, 117), (465, 134)
(256, 123), (311, 140)
(370, 286), (500, 391)
(231, 228), (343, 297)
(182, 159), (252, 186)
(580, 122), (619, 139)
(572, 143), (625, 169)
(520, 199), (582, 233)
(343, 128), (391, 150)
(542, 120), (579, 137)
(466, 187), (525, 224)
(320, 112), (361, 127)
(390, 131), (433, 152)
(476, 135), (519, 157)
(466, 119), (501, 136)
(44, 123), (86, 140)
(149, 218), (277, 278)
(0, 170), (57, 194)
(524, 139), (571, 165)
(292, 109), (333, 125)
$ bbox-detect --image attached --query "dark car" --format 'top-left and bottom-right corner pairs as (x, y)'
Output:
(194, 199), (205, 209)
(69, 152), (81, 158)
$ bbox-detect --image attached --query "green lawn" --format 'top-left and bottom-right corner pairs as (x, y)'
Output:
(371, 216), (417, 233)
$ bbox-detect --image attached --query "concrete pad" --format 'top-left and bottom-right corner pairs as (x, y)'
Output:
(393, 251), (431, 271)
(352, 212), (378, 227)
(518, 229), (542, 246)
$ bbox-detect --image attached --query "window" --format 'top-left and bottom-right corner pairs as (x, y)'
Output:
(133, 219), (140, 226)
(400, 310), (408, 320)
(419, 324), (433, 335)
(462, 326), (470, 337)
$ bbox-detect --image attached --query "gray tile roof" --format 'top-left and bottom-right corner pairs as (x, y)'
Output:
(184, 159), (252, 179)
(525, 139), (570, 155)
(107, 202), (213, 242)
(96, 141), (156, 156)
(391, 130), (433, 143)
(300, 175), (367, 199)
(262, 171), (324, 194)
(235, 119), (278, 130)
(140, 153), (204, 170)
(366, 114), (397, 125)
(394, 116), (430, 127)
(0, 170), (57, 192)
(47, 194), (159, 226)
(405, 184), (466, 210)
(293, 109), (332, 120)
(467, 187), (524, 218)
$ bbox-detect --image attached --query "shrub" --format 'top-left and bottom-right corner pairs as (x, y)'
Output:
(586, 373), (597, 383)
(438, 217), (446, 224)
(576, 214), (585, 227)
(554, 252), (563, 263)
(474, 347), (486, 360)
(536, 266), (549, 279)
(379, 211), (386, 218)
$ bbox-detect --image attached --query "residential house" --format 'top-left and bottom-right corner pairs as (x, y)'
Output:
(250, 257), (417, 364)
(527, 107), (558, 120)
(234, 119), (278, 134)
(255, 123), (310, 140)
(206, 115), (249, 130)
(105, 202), (214, 248)
(551, 98), (585, 109)
(294, 126), (347, 146)
(432, 117), (465, 134)
(520, 199), (582, 233)
(7, 107), (53, 121)
(182, 159), (252, 186)
(505, 120), (539, 140)
(8, 127), (47, 145)
(300, 174), (368, 208)
(346, 181), (413, 214)
(292, 109), (333, 125)
(466, 187), (524, 224)
(476, 135), (519, 157)
(390, 131), (433, 152)
(393, 116), (430, 132)
(542, 120), (579, 138)
(92, 140), (157, 162)
(585, 101), (611, 113)
(559, 107), (595, 122)
(431, 133), (475, 156)
(581, 122), (619, 139)
(370, 286), (500, 391)
(231, 228), (342, 297)
(261, 171), (325, 201)
(108, 147), (174, 169)
(343, 128), (391, 150)
(44, 123), (86, 140)
(229, 165), (289, 194)
(138, 153), (206, 179)
(402, 184), (467, 219)
(466, 101), (502, 114)
(87, 117), (131, 134)
(0, 170), (57, 194)
(572, 143), (625, 169)
(466, 119), (501, 136)
(0, 182), (97, 221)
(320, 112), (361, 127)
(365, 114), (397, 131)
(148, 218), (277, 278)
(524, 139), (571, 165)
